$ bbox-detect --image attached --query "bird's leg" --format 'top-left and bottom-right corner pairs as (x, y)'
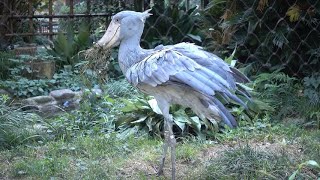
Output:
(157, 120), (169, 176)
(167, 115), (176, 180)
(158, 114), (176, 180)
(155, 98), (176, 180)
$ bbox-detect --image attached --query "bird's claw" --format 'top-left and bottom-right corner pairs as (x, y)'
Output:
(157, 169), (164, 176)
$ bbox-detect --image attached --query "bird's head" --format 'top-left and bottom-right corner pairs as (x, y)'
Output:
(96, 9), (152, 49)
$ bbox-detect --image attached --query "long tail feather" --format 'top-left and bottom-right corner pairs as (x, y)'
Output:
(230, 67), (250, 83)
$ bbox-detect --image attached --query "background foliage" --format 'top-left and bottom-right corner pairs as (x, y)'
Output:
(201, 0), (320, 77)
(0, 0), (319, 151)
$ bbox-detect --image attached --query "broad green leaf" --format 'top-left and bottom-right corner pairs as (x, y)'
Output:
(230, 60), (237, 67)
(190, 116), (201, 132)
(187, 34), (202, 42)
(121, 99), (138, 112)
(117, 127), (139, 139)
(131, 116), (148, 124)
(288, 170), (298, 180)
(174, 119), (186, 131)
(237, 83), (253, 91)
(306, 160), (320, 168)
(104, 96), (115, 104)
(173, 109), (189, 131)
(250, 99), (274, 112)
(38, 87), (44, 92)
(148, 99), (162, 115)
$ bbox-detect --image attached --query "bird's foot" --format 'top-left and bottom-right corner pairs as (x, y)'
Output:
(156, 169), (164, 176)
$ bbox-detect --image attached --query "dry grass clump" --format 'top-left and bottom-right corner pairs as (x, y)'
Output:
(79, 45), (113, 82)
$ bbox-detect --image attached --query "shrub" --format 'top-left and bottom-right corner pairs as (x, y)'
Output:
(201, 0), (320, 77)
(142, 3), (202, 48)
(0, 66), (84, 98)
(0, 51), (18, 80)
(47, 23), (91, 68)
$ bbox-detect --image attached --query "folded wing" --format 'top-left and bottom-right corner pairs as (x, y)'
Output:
(125, 43), (250, 127)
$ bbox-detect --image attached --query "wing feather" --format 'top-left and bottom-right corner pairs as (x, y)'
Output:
(126, 47), (244, 95)
(125, 44), (250, 128)
(174, 72), (214, 95)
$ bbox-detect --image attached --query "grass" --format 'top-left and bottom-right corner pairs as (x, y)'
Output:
(0, 96), (46, 150)
(0, 122), (319, 179)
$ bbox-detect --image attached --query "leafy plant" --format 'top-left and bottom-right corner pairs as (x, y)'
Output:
(0, 51), (17, 80)
(82, 92), (217, 138)
(48, 91), (112, 140)
(251, 70), (303, 120)
(142, 3), (202, 48)
(49, 66), (84, 91)
(0, 66), (83, 98)
(303, 73), (320, 127)
(1, 78), (50, 97)
(103, 79), (139, 98)
(110, 93), (268, 138)
(289, 160), (320, 180)
(47, 23), (90, 67)
(201, 0), (320, 77)
(303, 73), (320, 106)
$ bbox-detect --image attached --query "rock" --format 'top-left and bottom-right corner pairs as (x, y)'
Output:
(91, 88), (103, 97)
(50, 89), (75, 100)
(23, 96), (55, 104)
(20, 89), (83, 117)
(21, 105), (39, 111)
(74, 91), (83, 98)
(22, 98), (35, 105)
(62, 99), (81, 110)
(39, 103), (64, 117)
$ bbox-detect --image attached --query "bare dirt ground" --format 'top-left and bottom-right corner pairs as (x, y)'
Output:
(119, 139), (303, 179)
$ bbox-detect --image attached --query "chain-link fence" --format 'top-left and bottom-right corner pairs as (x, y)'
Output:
(141, 0), (320, 78)
(1, 0), (319, 77)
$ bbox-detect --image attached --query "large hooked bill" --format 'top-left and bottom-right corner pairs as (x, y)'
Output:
(82, 20), (120, 62)
(95, 20), (121, 49)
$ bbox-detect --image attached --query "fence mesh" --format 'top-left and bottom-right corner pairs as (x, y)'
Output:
(0, 0), (319, 78)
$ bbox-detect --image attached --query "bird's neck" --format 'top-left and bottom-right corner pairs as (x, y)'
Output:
(118, 36), (144, 73)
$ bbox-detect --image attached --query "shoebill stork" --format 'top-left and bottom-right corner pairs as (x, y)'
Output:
(95, 9), (250, 180)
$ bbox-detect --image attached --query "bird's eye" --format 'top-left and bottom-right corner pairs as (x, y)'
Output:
(115, 19), (120, 22)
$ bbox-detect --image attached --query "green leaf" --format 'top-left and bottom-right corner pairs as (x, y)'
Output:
(289, 170), (299, 180)
(173, 109), (189, 131)
(38, 87), (44, 92)
(121, 99), (138, 112)
(148, 99), (162, 115)
(190, 116), (201, 132)
(225, 44), (237, 66)
(306, 160), (320, 168)
(117, 127), (139, 140)
(187, 34), (202, 42)
(104, 96), (115, 104)
(249, 98), (274, 113)
(131, 116), (148, 124)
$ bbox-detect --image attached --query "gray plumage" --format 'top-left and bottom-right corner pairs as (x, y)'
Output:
(95, 9), (251, 180)
(125, 43), (250, 127)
